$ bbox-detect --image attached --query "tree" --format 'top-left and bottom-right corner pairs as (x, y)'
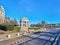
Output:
(40, 21), (46, 28)
(13, 19), (18, 26)
(5, 17), (10, 20)
(41, 21), (46, 24)
(10, 18), (18, 26)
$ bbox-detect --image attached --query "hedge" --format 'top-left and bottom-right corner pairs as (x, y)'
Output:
(0, 24), (14, 31)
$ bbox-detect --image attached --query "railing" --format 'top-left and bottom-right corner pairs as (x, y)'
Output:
(52, 33), (60, 45)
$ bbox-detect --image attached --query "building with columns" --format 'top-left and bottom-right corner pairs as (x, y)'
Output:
(20, 17), (30, 31)
(0, 6), (5, 24)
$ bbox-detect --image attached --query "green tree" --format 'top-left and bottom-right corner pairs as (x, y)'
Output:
(10, 18), (18, 26)
(40, 21), (47, 28)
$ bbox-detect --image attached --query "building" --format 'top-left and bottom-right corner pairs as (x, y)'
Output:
(0, 6), (5, 24)
(30, 24), (42, 28)
(5, 17), (10, 24)
(0, 6), (11, 24)
(20, 17), (30, 31)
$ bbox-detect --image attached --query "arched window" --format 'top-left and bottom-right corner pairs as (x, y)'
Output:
(23, 21), (26, 27)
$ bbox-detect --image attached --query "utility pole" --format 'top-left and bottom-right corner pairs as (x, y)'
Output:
(49, 16), (52, 29)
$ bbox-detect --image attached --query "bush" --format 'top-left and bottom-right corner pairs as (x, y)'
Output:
(29, 27), (40, 30)
(0, 24), (14, 31)
(14, 26), (20, 32)
(0, 24), (7, 31)
(7, 25), (14, 31)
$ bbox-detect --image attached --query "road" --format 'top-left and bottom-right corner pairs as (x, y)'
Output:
(0, 29), (60, 45)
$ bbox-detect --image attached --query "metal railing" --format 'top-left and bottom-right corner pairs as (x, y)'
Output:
(52, 33), (60, 45)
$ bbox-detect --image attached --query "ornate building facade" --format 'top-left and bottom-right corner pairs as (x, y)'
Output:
(0, 6), (11, 24)
(0, 6), (5, 24)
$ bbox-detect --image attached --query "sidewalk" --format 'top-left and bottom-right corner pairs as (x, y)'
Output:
(0, 32), (22, 41)
(0, 31), (33, 42)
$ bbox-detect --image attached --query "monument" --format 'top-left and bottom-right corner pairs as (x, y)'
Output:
(20, 17), (30, 32)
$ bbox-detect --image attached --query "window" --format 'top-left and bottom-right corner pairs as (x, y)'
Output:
(23, 21), (26, 27)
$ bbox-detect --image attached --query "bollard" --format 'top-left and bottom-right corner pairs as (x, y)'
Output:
(17, 33), (20, 36)
(7, 34), (11, 38)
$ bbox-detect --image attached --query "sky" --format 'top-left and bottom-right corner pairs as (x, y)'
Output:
(0, 0), (60, 24)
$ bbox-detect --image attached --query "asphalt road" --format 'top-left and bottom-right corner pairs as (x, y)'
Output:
(18, 31), (59, 45)
(0, 29), (60, 45)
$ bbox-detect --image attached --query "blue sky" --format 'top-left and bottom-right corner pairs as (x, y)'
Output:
(0, 0), (60, 24)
